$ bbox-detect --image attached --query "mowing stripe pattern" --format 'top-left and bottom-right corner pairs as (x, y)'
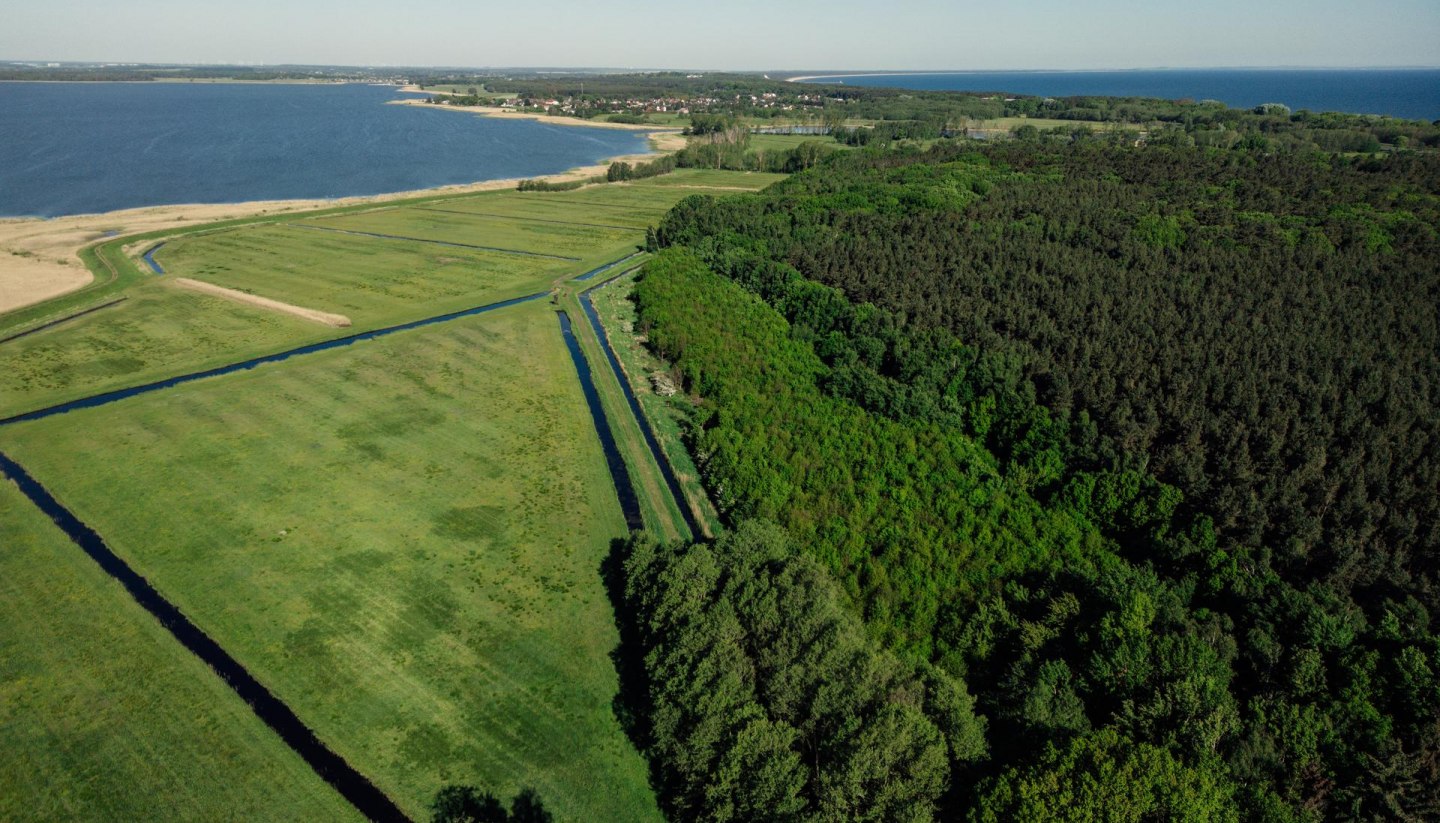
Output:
(1, 291), (549, 426)
(557, 310), (644, 530)
(0, 298), (128, 345)
(417, 207), (642, 232)
(293, 223), (579, 261)
(580, 276), (702, 538)
(0, 451), (410, 823)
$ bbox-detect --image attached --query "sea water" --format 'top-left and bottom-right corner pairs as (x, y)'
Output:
(802, 69), (1440, 121)
(0, 82), (651, 218)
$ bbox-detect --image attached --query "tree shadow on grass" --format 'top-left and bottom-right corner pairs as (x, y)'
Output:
(429, 785), (552, 823)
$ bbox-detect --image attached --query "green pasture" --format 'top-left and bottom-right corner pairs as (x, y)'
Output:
(0, 480), (359, 822)
(746, 134), (850, 154)
(417, 195), (661, 230)
(0, 302), (660, 822)
(0, 283), (330, 419)
(156, 224), (569, 320)
(305, 207), (642, 261)
(516, 184), (705, 212)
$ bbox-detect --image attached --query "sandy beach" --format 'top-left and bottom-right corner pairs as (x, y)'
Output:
(0, 131), (684, 317)
(388, 96), (683, 133)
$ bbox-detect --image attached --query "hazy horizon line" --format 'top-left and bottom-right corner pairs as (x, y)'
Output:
(3, 60), (1439, 73)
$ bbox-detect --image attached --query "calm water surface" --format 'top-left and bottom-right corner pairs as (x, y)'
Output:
(0, 82), (651, 217)
(804, 70), (1440, 121)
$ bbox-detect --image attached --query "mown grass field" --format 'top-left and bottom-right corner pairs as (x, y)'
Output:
(0, 302), (661, 822)
(0, 167), (784, 819)
(0, 282), (330, 419)
(0, 179), (705, 420)
(0, 479), (360, 822)
(414, 195), (661, 229)
(304, 207), (640, 260)
(747, 134), (849, 154)
(155, 223), (571, 321)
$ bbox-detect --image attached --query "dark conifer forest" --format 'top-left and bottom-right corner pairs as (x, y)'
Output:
(615, 140), (1440, 821)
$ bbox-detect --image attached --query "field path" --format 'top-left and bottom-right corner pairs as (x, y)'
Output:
(171, 278), (352, 328)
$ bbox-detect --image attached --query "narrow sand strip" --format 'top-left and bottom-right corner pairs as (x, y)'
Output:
(171, 279), (351, 328)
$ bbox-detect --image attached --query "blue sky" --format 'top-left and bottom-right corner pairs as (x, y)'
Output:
(3, 0), (1437, 70)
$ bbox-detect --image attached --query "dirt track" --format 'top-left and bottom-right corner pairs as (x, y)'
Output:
(171, 279), (352, 328)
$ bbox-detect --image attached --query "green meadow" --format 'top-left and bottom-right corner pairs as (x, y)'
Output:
(305, 207), (641, 260)
(0, 480), (360, 822)
(155, 223), (571, 321)
(0, 167), (781, 819)
(0, 303), (660, 821)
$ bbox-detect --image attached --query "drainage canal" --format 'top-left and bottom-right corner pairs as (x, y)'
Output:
(142, 243), (165, 274)
(580, 278), (701, 538)
(557, 310), (643, 530)
(0, 451), (410, 822)
(575, 252), (643, 282)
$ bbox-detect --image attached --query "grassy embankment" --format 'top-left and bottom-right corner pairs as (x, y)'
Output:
(585, 268), (722, 537)
(0, 481), (361, 822)
(0, 303), (659, 821)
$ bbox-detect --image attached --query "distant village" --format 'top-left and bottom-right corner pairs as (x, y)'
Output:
(423, 88), (833, 120)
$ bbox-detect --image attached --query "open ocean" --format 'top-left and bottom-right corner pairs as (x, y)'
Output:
(0, 82), (651, 218)
(801, 69), (1440, 121)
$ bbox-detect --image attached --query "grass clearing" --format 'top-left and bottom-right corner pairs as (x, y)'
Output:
(418, 197), (661, 230)
(747, 134), (851, 154)
(306, 207), (642, 260)
(0, 301), (660, 821)
(155, 224), (568, 323)
(0, 283), (329, 419)
(0, 479), (360, 822)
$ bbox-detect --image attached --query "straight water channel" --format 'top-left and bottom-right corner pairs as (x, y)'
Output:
(556, 310), (644, 531)
(580, 275), (701, 538)
(0, 450), (410, 822)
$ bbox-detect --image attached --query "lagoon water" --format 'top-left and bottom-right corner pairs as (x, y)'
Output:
(805, 69), (1440, 121)
(0, 82), (651, 218)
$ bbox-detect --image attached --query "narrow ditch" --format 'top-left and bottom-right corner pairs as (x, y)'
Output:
(556, 310), (643, 530)
(143, 242), (166, 274)
(579, 276), (702, 538)
(575, 252), (643, 281)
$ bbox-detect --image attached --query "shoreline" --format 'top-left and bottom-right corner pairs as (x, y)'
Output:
(388, 95), (683, 133)
(0, 131), (685, 316)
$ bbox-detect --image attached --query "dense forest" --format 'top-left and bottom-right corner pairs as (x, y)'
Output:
(615, 141), (1440, 820)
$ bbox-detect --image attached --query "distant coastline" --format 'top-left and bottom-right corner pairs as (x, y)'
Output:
(788, 68), (1440, 120)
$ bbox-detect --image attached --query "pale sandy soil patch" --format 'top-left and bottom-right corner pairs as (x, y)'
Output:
(170, 278), (352, 328)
